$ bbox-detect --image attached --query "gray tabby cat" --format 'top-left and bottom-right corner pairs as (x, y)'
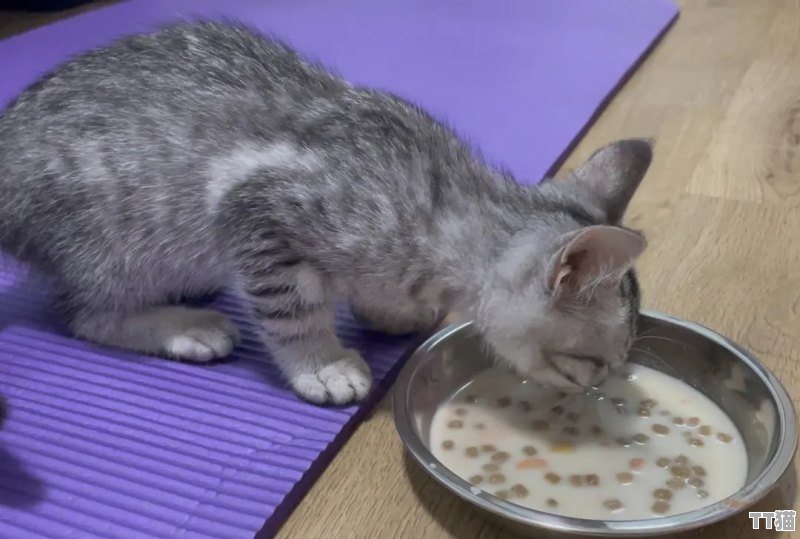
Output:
(0, 21), (650, 405)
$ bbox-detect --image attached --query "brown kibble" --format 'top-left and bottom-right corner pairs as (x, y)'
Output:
(489, 473), (506, 484)
(696, 489), (709, 499)
(652, 501), (670, 514)
(689, 438), (705, 447)
(673, 417), (684, 426)
(551, 404), (565, 415)
(511, 484), (529, 497)
(465, 446), (480, 457)
(687, 417), (701, 427)
(517, 457), (548, 469)
(455, 407), (468, 416)
(692, 465), (707, 477)
(629, 458), (645, 471)
(699, 425), (712, 436)
(615, 437), (633, 447)
(550, 441), (576, 453)
(531, 419), (550, 431)
(448, 420), (463, 429)
(638, 407), (652, 417)
(547, 498), (559, 508)
(656, 457), (670, 468)
(441, 440), (455, 450)
(640, 398), (657, 408)
(616, 472), (634, 484)
(545, 472), (561, 485)
(688, 477), (705, 488)
(562, 426), (579, 436)
(675, 455), (688, 465)
(671, 465), (690, 478)
(667, 477), (687, 490)
(522, 445), (538, 456)
(517, 400), (532, 412)
(474, 422), (486, 430)
(652, 424), (670, 435)
(569, 474), (584, 487)
(591, 425), (604, 436)
(496, 397), (512, 408)
(611, 397), (626, 407)
(603, 499), (624, 511)
(585, 474), (600, 486)
(494, 489), (511, 499)
(566, 411), (580, 423)
(653, 488), (673, 501)
(491, 451), (511, 463)
(481, 444), (497, 452)
(633, 433), (649, 444)
(482, 463), (500, 473)
(717, 432), (734, 443)
(469, 475), (483, 485)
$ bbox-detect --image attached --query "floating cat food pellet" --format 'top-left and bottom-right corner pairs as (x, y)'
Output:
(547, 498), (559, 508)
(603, 499), (624, 511)
(517, 458), (548, 470)
(566, 411), (580, 422)
(511, 484), (529, 497)
(652, 501), (670, 514)
(616, 472), (634, 484)
(469, 475), (483, 485)
(481, 444), (497, 452)
(489, 473), (506, 484)
(465, 446), (480, 457)
(562, 426), (579, 436)
(638, 407), (652, 417)
(717, 433), (733, 443)
(688, 477), (705, 488)
(666, 478), (686, 490)
(673, 417), (684, 426)
(692, 465), (707, 476)
(455, 408), (468, 416)
(550, 441), (576, 453)
(522, 445), (538, 456)
(517, 401), (532, 412)
(475, 423), (486, 430)
(585, 474), (600, 486)
(545, 472), (561, 484)
(696, 489), (710, 499)
(551, 405), (565, 415)
(687, 417), (701, 427)
(653, 488), (673, 501)
(482, 463), (500, 473)
(633, 433), (650, 444)
(569, 475), (584, 487)
(531, 420), (550, 431)
(496, 397), (512, 408)
(670, 465), (690, 478)
(495, 489), (511, 499)
(689, 438), (704, 447)
(656, 457), (670, 468)
(611, 397), (626, 407)
(591, 425), (604, 436)
(652, 424), (670, 435)
(629, 458), (645, 471)
(442, 440), (455, 450)
(491, 451), (511, 463)
(641, 399), (657, 408)
(448, 420), (463, 429)
(675, 455), (688, 465)
(699, 425), (712, 436)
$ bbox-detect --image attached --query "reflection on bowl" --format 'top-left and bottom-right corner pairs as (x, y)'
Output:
(393, 311), (797, 537)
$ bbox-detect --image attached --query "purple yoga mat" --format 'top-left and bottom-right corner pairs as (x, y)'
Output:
(0, 0), (678, 537)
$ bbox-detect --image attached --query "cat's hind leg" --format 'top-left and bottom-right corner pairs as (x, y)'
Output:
(349, 287), (439, 335)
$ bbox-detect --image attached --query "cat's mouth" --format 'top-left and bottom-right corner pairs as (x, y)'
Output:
(542, 352), (608, 391)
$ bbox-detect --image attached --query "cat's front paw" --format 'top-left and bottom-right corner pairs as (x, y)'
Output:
(162, 309), (240, 362)
(290, 349), (372, 405)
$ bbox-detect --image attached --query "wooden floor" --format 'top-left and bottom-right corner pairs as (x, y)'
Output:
(2, 0), (799, 537)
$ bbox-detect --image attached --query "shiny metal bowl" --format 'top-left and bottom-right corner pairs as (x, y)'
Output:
(393, 311), (797, 536)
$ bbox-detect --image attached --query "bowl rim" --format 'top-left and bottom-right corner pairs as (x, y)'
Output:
(392, 309), (798, 536)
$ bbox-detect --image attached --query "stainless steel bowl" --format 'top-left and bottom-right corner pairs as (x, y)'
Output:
(393, 311), (797, 536)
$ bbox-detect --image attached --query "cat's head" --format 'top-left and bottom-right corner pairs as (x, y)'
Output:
(476, 139), (652, 391)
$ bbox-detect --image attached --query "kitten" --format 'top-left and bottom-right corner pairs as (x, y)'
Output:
(0, 21), (650, 405)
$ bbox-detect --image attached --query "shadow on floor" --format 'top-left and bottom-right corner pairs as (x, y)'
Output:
(0, 395), (47, 509)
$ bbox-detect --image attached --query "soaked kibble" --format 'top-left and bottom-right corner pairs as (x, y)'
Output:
(550, 441), (577, 453)
(615, 437), (633, 447)
(469, 475), (483, 485)
(482, 463), (500, 473)
(545, 472), (561, 485)
(689, 438), (705, 447)
(667, 477), (687, 490)
(616, 472), (634, 484)
(670, 465), (690, 478)
(692, 465), (707, 477)
(611, 397), (626, 408)
(481, 444), (497, 452)
(603, 499), (624, 511)
(569, 475), (584, 487)
(441, 440), (455, 450)
(547, 498), (559, 508)
(522, 445), (538, 456)
(448, 420), (464, 429)
(591, 425), (604, 436)
(638, 407), (652, 418)
(688, 477), (705, 488)
(495, 489), (511, 499)
(585, 474), (600, 486)
(566, 411), (580, 423)
(673, 417), (685, 426)
(652, 424), (670, 435)
(652, 501), (671, 514)
(492, 451), (511, 463)
(687, 417), (701, 427)
(717, 432), (734, 443)
(633, 433), (650, 444)
(465, 446), (480, 457)
(675, 455), (689, 465)
(641, 398), (657, 408)
(653, 488), (673, 501)
(551, 405), (565, 415)
(656, 457), (670, 468)
(629, 458), (645, 471)
(531, 420), (550, 432)
(517, 400), (532, 413)
(511, 484), (529, 497)
(455, 408), (468, 416)
(562, 426), (579, 436)
(699, 425), (713, 436)
(696, 489), (710, 499)
(489, 473), (506, 484)
(496, 397), (512, 408)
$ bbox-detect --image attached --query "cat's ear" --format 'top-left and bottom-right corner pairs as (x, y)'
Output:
(568, 139), (653, 224)
(548, 226), (646, 299)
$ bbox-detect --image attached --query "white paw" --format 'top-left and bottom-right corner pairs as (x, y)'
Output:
(163, 312), (239, 363)
(290, 350), (373, 405)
